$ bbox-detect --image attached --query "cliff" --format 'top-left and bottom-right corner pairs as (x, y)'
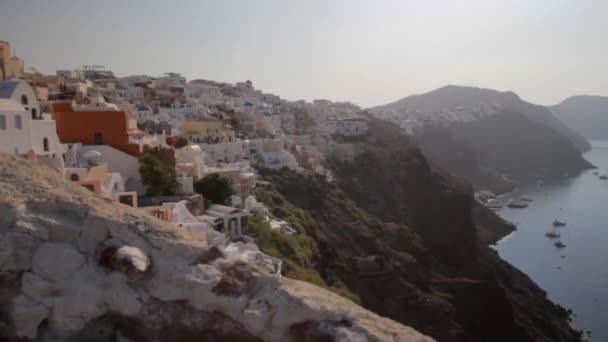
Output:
(0, 153), (432, 342)
(370, 85), (593, 192)
(444, 111), (594, 182)
(259, 118), (582, 341)
(550, 95), (608, 139)
(371, 85), (590, 152)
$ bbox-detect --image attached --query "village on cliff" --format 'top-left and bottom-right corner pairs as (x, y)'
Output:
(0, 40), (370, 262)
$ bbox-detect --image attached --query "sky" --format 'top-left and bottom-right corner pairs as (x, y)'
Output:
(0, 0), (607, 107)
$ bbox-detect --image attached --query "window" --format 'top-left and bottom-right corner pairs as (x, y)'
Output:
(70, 173), (80, 181)
(119, 195), (134, 207)
(15, 115), (22, 130)
(31, 108), (36, 120)
(0, 115), (5, 129)
(21, 95), (28, 105)
(94, 132), (103, 145)
(43, 138), (49, 152)
(153, 210), (165, 220)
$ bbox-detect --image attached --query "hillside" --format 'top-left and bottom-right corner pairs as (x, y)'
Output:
(258, 118), (583, 342)
(371, 85), (590, 152)
(550, 95), (608, 139)
(0, 153), (432, 341)
(446, 111), (594, 180)
(369, 86), (593, 191)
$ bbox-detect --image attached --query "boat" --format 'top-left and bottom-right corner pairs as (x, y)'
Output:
(520, 196), (533, 202)
(554, 241), (566, 248)
(552, 220), (566, 227)
(485, 199), (503, 209)
(592, 171), (599, 175)
(545, 231), (560, 238)
(507, 200), (528, 209)
(600, 175), (608, 180)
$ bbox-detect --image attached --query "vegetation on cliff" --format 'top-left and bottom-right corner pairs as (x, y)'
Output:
(248, 185), (360, 303)
(256, 117), (582, 341)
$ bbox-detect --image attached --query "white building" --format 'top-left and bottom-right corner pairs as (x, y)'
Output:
(247, 138), (298, 170)
(135, 104), (154, 124)
(64, 143), (146, 195)
(199, 140), (246, 164)
(0, 79), (66, 169)
(162, 200), (208, 241)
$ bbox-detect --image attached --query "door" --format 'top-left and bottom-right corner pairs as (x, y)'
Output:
(94, 132), (103, 145)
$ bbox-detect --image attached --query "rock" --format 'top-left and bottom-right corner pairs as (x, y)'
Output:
(196, 245), (225, 264)
(48, 265), (107, 334)
(77, 215), (109, 254)
(290, 319), (365, 342)
(12, 219), (49, 240)
(112, 299), (263, 342)
(32, 242), (85, 282)
(213, 261), (258, 297)
(145, 253), (222, 303)
(11, 295), (49, 339)
(0, 203), (18, 234)
(103, 272), (141, 316)
(21, 272), (55, 306)
(0, 232), (36, 271)
(0, 154), (434, 341)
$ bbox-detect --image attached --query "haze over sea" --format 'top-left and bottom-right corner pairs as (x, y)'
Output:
(496, 140), (608, 341)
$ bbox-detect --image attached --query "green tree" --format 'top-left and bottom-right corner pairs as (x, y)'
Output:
(138, 152), (178, 196)
(194, 173), (234, 205)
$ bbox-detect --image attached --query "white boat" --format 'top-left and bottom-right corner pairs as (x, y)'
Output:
(507, 200), (528, 209)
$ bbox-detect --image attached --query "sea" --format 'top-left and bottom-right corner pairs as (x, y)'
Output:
(495, 140), (608, 341)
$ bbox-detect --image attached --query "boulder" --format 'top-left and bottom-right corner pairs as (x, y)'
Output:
(11, 295), (49, 338)
(0, 232), (36, 271)
(21, 272), (55, 306)
(12, 218), (49, 241)
(31, 242), (85, 282)
(103, 272), (142, 317)
(77, 215), (110, 254)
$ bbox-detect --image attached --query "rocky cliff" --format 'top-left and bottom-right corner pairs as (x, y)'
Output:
(443, 110), (594, 182)
(259, 118), (582, 341)
(370, 85), (592, 192)
(550, 95), (608, 139)
(0, 153), (432, 342)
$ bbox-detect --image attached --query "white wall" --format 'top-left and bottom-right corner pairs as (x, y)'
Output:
(0, 108), (33, 155)
(30, 119), (65, 156)
(81, 145), (146, 195)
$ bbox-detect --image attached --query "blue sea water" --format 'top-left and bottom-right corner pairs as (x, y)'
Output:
(495, 140), (608, 341)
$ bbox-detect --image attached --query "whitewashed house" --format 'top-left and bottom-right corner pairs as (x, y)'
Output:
(0, 79), (66, 169)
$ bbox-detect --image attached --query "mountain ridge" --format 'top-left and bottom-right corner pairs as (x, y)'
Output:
(550, 95), (608, 139)
(369, 85), (591, 152)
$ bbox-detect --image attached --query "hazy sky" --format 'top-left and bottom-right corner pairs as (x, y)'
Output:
(1, 0), (606, 107)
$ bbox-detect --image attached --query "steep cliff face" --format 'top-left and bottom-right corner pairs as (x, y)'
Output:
(0, 153), (432, 342)
(260, 118), (582, 342)
(444, 111), (594, 181)
(550, 95), (608, 139)
(370, 85), (592, 192)
(371, 85), (590, 153)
